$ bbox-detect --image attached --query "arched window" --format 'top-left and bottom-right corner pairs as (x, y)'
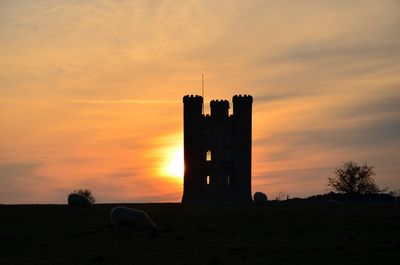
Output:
(206, 175), (211, 185)
(226, 176), (230, 185)
(206, 150), (212, 161)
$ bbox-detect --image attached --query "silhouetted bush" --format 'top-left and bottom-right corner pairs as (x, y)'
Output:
(74, 189), (96, 204)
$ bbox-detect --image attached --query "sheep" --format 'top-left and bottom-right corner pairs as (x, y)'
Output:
(324, 199), (343, 208)
(110, 206), (157, 237)
(68, 193), (93, 208)
(253, 192), (268, 204)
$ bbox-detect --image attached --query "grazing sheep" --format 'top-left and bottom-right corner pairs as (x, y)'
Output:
(68, 193), (93, 208)
(253, 192), (268, 204)
(111, 206), (157, 237)
(325, 199), (343, 208)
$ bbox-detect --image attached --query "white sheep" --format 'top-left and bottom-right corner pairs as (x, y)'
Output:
(68, 193), (93, 208)
(325, 199), (343, 208)
(253, 192), (268, 204)
(110, 206), (157, 237)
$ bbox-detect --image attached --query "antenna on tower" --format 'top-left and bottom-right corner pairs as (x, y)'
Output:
(202, 73), (205, 114)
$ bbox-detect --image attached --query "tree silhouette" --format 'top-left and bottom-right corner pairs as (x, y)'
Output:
(74, 189), (96, 203)
(328, 161), (380, 195)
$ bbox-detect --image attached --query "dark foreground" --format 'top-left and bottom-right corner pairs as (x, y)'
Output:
(1, 201), (399, 265)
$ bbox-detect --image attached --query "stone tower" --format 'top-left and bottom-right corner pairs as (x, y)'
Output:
(182, 95), (253, 203)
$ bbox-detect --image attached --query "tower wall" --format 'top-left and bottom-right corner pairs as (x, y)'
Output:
(182, 95), (203, 203)
(232, 95), (253, 201)
(203, 100), (232, 201)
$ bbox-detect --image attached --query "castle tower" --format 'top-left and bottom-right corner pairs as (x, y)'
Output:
(232, 95), (253, 201)
(182, 94), (253, 203)
(182, 95), (203, 203)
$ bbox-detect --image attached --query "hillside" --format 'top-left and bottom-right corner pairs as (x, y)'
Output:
(1, 201), (399, 264)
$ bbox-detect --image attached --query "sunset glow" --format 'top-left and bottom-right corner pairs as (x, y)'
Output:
(167, 148), (184, 181)
(0, 1), (399, 203)
(164, 147), (184, 181)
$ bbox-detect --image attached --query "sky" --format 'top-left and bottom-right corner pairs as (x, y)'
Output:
(0, 0), (399, 204)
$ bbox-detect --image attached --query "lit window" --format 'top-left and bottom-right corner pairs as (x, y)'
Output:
(226, 176), (230, 185)
(206, 176), (210, 185)
(206, 150), (212, 161)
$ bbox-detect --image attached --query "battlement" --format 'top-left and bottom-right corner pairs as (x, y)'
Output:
(210, 99), (229, 119)
(210, 99), (229, 108)
(233, 94), (253, 104)
(183, 95), (203, 104)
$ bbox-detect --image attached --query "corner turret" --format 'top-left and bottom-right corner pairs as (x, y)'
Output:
(183, 95), (203, 117)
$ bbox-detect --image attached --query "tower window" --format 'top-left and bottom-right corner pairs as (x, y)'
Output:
(206, 175), (211, 185)
(226, 176), (230, 185)
(206, 150), (212, 161)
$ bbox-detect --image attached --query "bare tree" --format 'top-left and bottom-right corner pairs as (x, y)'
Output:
(328, 161), (380, 195)
(74, 189), (96, 203)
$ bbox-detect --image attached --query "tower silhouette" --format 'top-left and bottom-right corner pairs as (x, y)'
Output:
(182, 95), (253, 203)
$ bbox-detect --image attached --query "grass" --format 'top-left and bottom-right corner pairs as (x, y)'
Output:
(1, 201), (399, 264)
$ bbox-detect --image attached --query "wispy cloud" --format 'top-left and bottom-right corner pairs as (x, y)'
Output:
(70, 99), (179, 104)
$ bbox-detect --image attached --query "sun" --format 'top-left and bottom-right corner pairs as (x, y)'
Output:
(164, 147), (184, 180)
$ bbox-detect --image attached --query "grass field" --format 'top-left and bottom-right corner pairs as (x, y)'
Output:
(1, 201), (399, 264)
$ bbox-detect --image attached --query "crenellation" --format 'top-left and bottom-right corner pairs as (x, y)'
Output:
(233, 94), (253, 104)
(183, 95), (203, 104)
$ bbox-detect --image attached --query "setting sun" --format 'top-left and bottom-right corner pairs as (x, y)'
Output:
(164, 147), (184, 180)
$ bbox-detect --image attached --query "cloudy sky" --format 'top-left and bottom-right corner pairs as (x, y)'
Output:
(1, 0), (399, 203)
